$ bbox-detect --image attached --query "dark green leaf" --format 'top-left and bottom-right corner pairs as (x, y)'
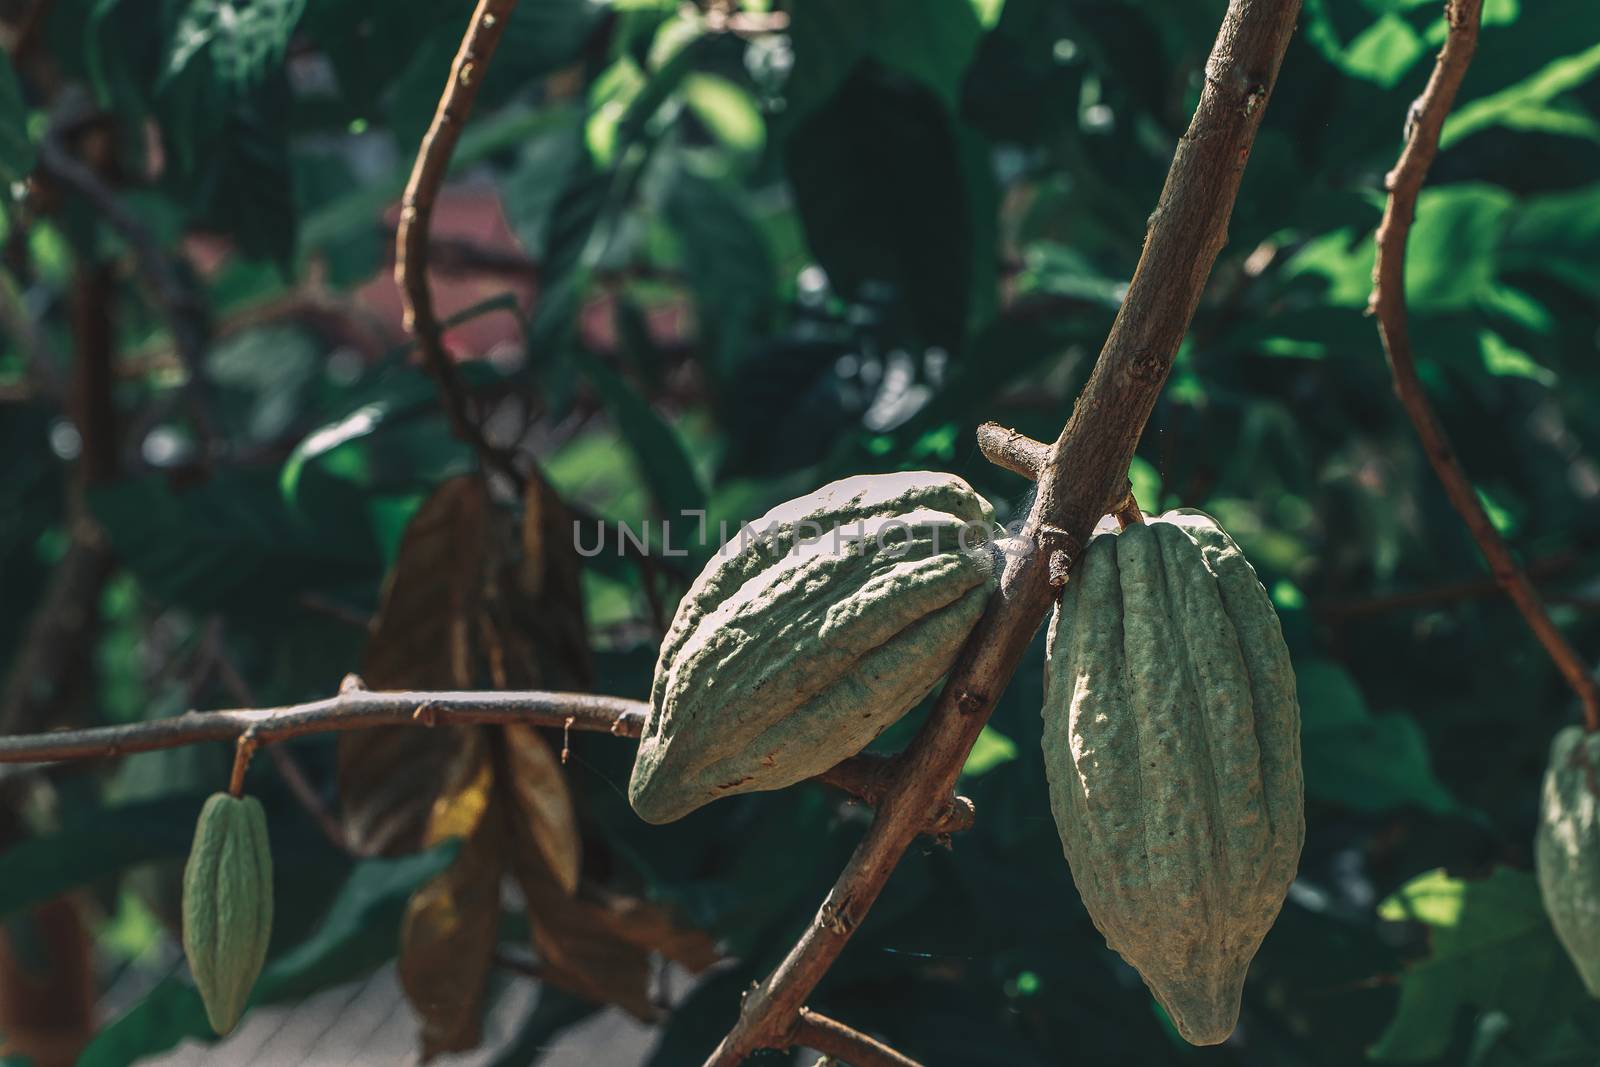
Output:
(0, 794), (207, 920)
(1298, 659), (1456, 815)
(0, 50), (34, 184)
(579, 356), (705, 522)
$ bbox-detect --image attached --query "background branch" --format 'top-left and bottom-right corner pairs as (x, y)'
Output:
(703, 2), (1304, 1062)
(1367, 0), (1600, 732)
(394, 0), (524, 490)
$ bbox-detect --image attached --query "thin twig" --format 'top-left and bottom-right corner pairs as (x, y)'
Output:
(814, 754), (975, 835)
(791, 1009), (923, 1067)
(1315, 552), (1582, 620)
(1367, 0), (1600, 732)
(394, 0), (525, 491)
(226, 731), (258, 797)
(704, 2), (1303, 1062)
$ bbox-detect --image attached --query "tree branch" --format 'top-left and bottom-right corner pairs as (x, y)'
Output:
(0, 686), (963, 834)
(394, 0), (525, 490)
(704, 2), (1303, 1062)
(1367, 0), (1600, 732)
(791, 1008), (923, 1067)
(975, 422), (1048, 480)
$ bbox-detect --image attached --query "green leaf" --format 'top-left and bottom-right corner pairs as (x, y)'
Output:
(1302, 3), (1427, 87)
(578, 356), (705, 522)
(786, 67), (990, 351)
(1297, 659), (1456, 815)
(1340, 13), (1428, 88)
(961, 725), (1018, 778)
(683, 73), (765, 156)
(663, 168), (777, 383)
(0, 50), (34, 185)
(0, 794), (207, 920)
(1502, 182), (1600, 297)
(1443, 40), (1600, 147)
(1478, 330), (1555, 386)
(1406, 185), (1516, 310)
(1371, 868), (1590, 1062)
(78, 845), (460, 1067)
(163, 0), (307, 89)
(90, 469), (380, 613)
(785, 0), (984, 120)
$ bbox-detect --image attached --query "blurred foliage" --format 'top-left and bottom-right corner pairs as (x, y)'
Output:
(0, 0), (1598, 1063)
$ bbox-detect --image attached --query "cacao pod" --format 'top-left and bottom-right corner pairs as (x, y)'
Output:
(630, 472), (998, 823)
(182, 792), (274, 1035)
(1535, 724), (1600, 997)
(1042, 510), (1304, 1045)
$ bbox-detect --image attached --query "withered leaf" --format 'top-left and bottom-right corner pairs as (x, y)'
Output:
(340, 476), (496, 856)
(501, 723), (581, 897)
(398, 738), (506, 1060)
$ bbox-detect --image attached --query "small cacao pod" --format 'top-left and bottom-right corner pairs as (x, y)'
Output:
(630, 472), (998, 823)
(1535, 724), (1600, 997)
(182, 792), (274, 1035)
(1042, 510), (1304, 1045)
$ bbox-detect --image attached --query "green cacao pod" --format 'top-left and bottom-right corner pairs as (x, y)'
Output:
(182, 792), (274, 1035)
(630, 472), (998, 823)
(1535, 725), (1600, 997)
(1042, 510), (1304, 1045)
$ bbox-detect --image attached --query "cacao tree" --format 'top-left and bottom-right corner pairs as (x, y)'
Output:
(0, 1), (1596, 1066)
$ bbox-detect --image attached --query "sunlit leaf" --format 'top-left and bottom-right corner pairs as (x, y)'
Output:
(1443, 40), (1600, 146)
(1371, 869), (1589, 1062)
(962, 725), (1018, 778)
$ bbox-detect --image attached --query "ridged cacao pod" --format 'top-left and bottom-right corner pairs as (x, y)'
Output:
(630, 472), (998, 823)
(182, 792), (274, 1035)
(1042, 510), (1304, 1045)
(1536, 725), (1600, 997)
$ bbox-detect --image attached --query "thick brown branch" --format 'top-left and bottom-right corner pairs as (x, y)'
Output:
(1367, 0), (1599, 732)
(791, 1008), (923, 1067)
(394, 0), (524, 489)
(704, 3), (1303, 1063)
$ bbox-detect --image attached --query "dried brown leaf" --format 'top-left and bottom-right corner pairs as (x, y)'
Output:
(399, 786), (506, 1059)
(501, 724), (581, 897)
(515, 470), (592, 689)
(340, 477), (496, 855)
